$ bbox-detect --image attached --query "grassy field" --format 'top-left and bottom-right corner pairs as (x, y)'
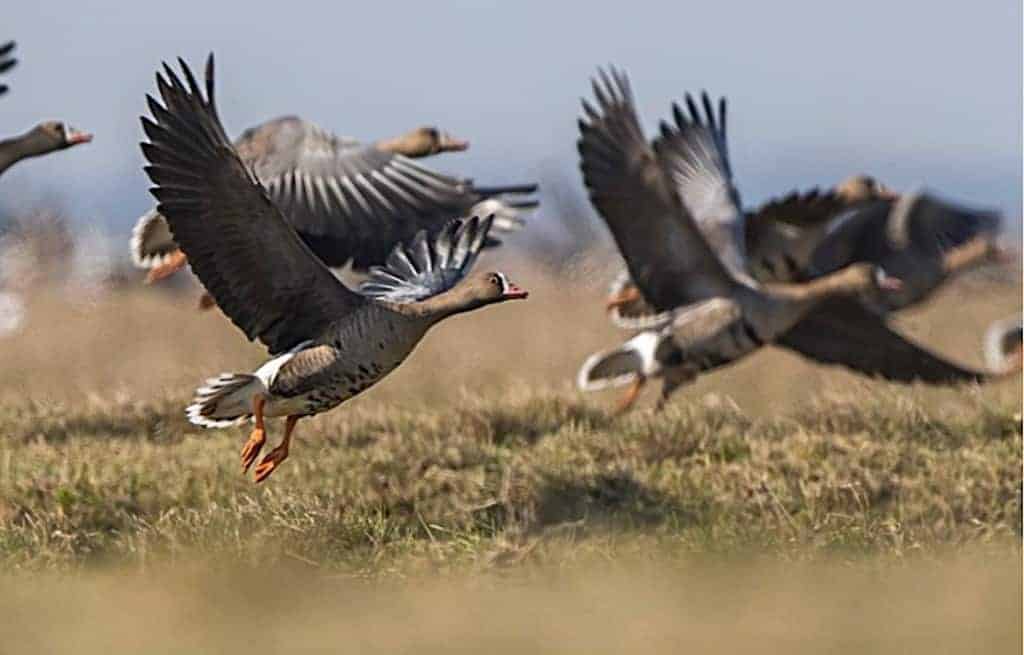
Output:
(0, 261), (1020, 652)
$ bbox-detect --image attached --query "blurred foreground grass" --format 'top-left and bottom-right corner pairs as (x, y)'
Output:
(0, 268), (1019, 651)
(1, 549), (1019, 654)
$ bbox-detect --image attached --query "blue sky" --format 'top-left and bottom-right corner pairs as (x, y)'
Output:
(2, 0), (1020, 238)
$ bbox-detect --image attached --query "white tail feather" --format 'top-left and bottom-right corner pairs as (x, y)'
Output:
(130, 209), (178, 269)
(186, 373), (262, 428)
(984, 316), (1023, 373)
(469, 198), (531, 233)
(577, 331), (664, 392)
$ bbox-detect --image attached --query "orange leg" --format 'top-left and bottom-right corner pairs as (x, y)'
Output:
(606, 286), (641, 313)
(253, 415), (300, 484)
(197, 291), (216, 311)
(240, 396), (267, 474)
(145, 249), (188, 284)
(613, 376), (646, 416)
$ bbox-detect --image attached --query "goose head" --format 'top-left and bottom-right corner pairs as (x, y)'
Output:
(24, 121), (92, 154)
(836, 174), (897, 202)
(377, 126), (469, 157)
(423, 271), (528, 318)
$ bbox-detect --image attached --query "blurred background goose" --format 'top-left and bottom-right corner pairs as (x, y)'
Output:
(0, 41), (92, 177)
(581, 88), (1012, 412)
(141, 56), (528, 483)
(575, 68), (903, 413)
(132, 98), (538, 305)
(606, 174), (899, 328)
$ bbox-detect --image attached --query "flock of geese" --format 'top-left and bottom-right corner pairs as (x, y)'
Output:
(2, 44), (1020, 482)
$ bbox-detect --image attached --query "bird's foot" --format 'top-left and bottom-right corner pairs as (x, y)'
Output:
(253, 443), (289, 484)
(240, 427), (266, 474)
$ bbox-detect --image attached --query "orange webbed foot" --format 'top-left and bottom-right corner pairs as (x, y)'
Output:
(253, 445), (288, 483)
(241, 427), (266, 474)
(252, 415), (298, 484)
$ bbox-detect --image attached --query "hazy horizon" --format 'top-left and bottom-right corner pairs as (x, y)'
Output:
(2, 0), (1021, 243)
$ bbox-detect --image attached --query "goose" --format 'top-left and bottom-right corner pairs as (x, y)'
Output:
(607, 177), (1003, 328)
(141, 56), (528, 483)
(605, 175), (899, 328)
(132, 100), (537, 300)
(592, 187), (1009, 411)
(0, 41), (92, 177)
(574, 68), (904, 414)
(579, 84), (1010, 412)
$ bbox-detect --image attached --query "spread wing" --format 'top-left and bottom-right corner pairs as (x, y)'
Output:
(653, 92), (748, 278)
(140, 55), (364, 355)
(0, 41), (16, 97)
(246, 118), (526, 268)
(358, 215), (493, 303)
(578, 67), (736, 313)
(776, 299), (994, 384)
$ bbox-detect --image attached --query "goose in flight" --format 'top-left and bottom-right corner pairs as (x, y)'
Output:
(0, 41), (92, 177)
(132, 90), (537, 303)
(141, 56), (528, 482)
(578, 76), (1010, 412)
(574, 68), (905, 413)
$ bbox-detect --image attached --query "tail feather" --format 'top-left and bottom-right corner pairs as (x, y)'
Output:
(130, 208), (179, 269)
(469, 183), (538, 235)
(984, 316), (1023, 374)
(577, 331), (663, 392)
(186, 373), (262, 428)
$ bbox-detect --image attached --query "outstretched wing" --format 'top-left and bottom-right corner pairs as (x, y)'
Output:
(578, 67), (735, 313)
(244, 118), (533, 268)
(140, 55), (364, 355)
(358, 215), (493, 303)
(777, 299), (994, 384)
(653, 91), (748, 278)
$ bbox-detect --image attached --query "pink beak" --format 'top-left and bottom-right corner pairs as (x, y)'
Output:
(503, 283), (529, 300)
(66, 127), (93, 145)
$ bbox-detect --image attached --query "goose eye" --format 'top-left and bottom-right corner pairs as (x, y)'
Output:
(489, 274), (501, 287)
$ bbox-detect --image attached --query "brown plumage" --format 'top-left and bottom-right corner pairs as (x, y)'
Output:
(582, 70), (1009, 412)
(132, 96), (537, 291)
(142, 55), (528, 483)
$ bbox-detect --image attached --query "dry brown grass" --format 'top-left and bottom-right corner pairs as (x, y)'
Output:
(1, 260), (1020, 413)
(0, 260), (1019, 651)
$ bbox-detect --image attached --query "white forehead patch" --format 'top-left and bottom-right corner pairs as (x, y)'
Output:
(495, 271), (510, 293)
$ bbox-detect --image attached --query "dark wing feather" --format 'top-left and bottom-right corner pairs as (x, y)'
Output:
(744, 190), (881, 283)
(777, 299), (992, 384)
(578, 67), (735, 312)
(0, 41), (16, 96)
(140, 55), (364, 355)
